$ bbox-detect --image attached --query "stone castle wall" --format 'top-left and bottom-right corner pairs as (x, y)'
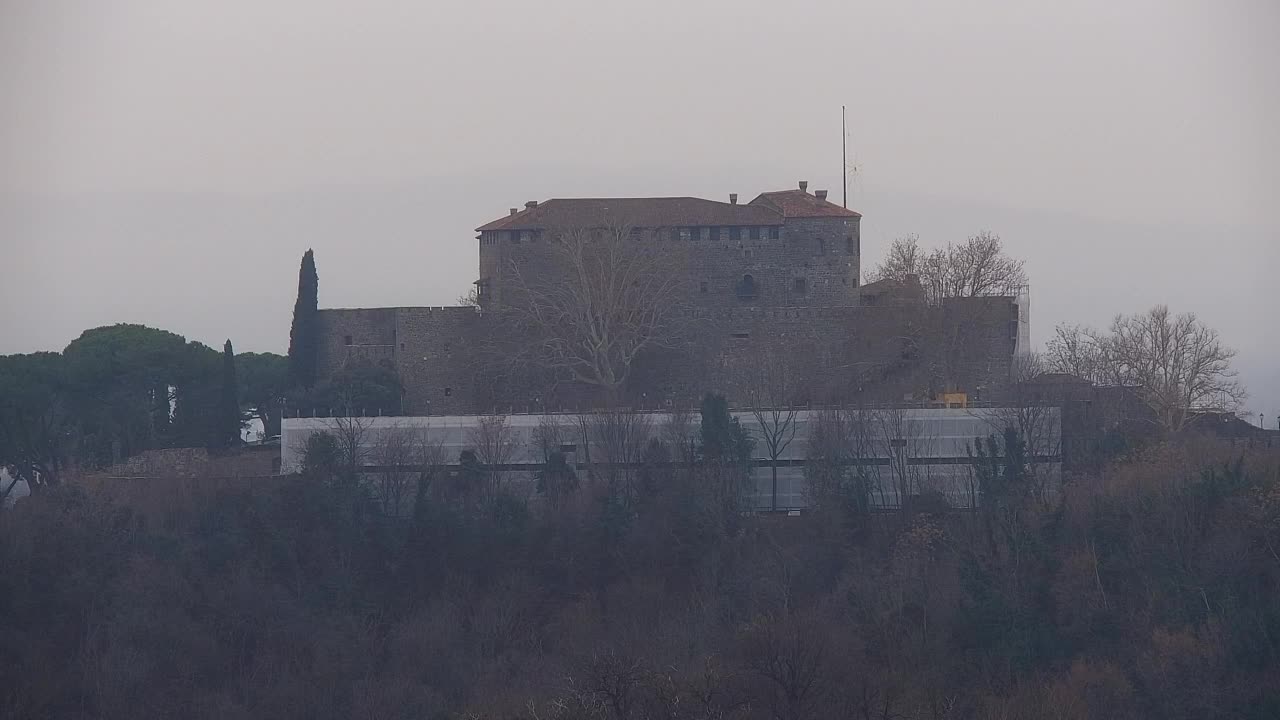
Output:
(477, 215), (861, 312)
(316, 297), (1015, 415)
(316, 193), (1014, 415)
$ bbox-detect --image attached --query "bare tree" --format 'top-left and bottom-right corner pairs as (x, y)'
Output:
(1045, 323), (1108, 382)
(867, 232), (1026, 305)
(866, 234), (927, 282)
(503, 222), (693, 401)
(747, 354), (803, 512)
(1047, 307), (1245, 433)
(872, 407), (935, 512)
(661, 408), (697, 465)
(467, 415), (522, 503)
(371, 424), (442, 517)
(804, 408), (851, 510)
(988, 353), (1062, 507)
(805, 403), (886, 513)
(532, 415), (569, 464)
(1102, 306), (1245, 432)
(576, 408), (653, 497)
(325, 415), (371, 487)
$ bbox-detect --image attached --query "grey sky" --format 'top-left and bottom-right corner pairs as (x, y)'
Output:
(1, 0), (1277, 418)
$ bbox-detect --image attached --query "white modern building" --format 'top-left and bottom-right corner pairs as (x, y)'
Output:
(281, 406), (1060, 512)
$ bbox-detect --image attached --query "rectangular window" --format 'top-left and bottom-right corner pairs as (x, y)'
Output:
(509, 230), (520, 243)
(769, 227), (780, 240)
(749, 226), (760, 240)
(731, 332), (750, 339)
(708, 226), (719, 241)
(846, 236), (855, 254)
(344, 335), (353, 345)
(793, 277), (807, 294)
(679, 227), (692, 241)
(699, 281), (708, 294)
(729, 227), (741, 242)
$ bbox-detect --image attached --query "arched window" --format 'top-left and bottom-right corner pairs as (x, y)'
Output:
(737, 274), (757, 299)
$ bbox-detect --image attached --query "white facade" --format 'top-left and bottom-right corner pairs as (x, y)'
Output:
(281, 407), (1060, 511)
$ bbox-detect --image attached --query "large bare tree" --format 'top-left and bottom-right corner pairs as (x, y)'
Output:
(503, 223), (692, 401)
(867, 232), (1027, 305)
(1046, 307), (1245, 433)
(1045, 323), (1108, 382)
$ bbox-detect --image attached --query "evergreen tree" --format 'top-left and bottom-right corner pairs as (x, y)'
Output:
(287, 249), (320, 389)
(219, 340), (241, 448)
(698, 392), (753, 464)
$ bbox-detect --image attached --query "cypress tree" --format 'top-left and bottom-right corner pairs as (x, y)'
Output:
(220, 340), (241, 447)
(287, 249), (320, 389)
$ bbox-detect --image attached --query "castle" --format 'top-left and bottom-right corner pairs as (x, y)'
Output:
(315, 181), (1028, 414)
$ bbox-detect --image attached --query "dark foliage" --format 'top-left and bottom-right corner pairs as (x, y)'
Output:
(0, 325), (239, 483)
(2, 437), (1278, 719)
(218, 340), (242, 448)
(287, 249), (320, 390)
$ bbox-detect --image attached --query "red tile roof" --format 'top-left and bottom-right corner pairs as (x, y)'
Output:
(476, 197), (783, 232)
(749, 189), (862, 218)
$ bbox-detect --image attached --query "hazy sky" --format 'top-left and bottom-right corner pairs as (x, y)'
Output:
(1, 0), (1277, 418)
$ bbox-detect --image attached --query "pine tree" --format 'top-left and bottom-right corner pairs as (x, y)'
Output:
(219, 340), (242, 448)
(287, 249), (320, 389)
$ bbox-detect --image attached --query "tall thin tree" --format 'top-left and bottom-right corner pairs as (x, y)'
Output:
(219, 340), (241, 448)
(287, 249), (320, 389)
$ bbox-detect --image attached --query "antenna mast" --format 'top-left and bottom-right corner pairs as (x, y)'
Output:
(841, 105), (847, 209)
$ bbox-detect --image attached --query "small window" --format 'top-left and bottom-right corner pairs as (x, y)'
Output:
(846, 236), (855, 254)
(444, 387), (453, 397)
(591, 229), (603, 241)
(769, 227), (780, 240)
(818, 237), (825, 254)
(708, 226), (720, 241)
(630, 227), (644, 240)
(444, 342), (452, 353)
(400, 342), (406, 350)
(793, 277), (807, 294)
(509, 230), (520, 243)
(344, 335), (353, 346)
(558, 443), (577, 454)
(729, 227), (741, 242)
(749, 226), (760, 240)
(700, 281), (708, 294)
(731, 332), (750, 339)
(737, 274), (757, 299)
(679, 227), (692, 241)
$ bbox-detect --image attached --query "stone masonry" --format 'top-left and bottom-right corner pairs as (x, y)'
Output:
(314, 181), (1022, 414)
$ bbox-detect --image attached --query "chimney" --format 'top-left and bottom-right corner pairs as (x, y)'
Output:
(509, 208), (518, 216)
(729, 193), (738, 205)
(815, 189), (828, 201)
(798, 180), (809, 193)
(525, 200), (538, 209)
